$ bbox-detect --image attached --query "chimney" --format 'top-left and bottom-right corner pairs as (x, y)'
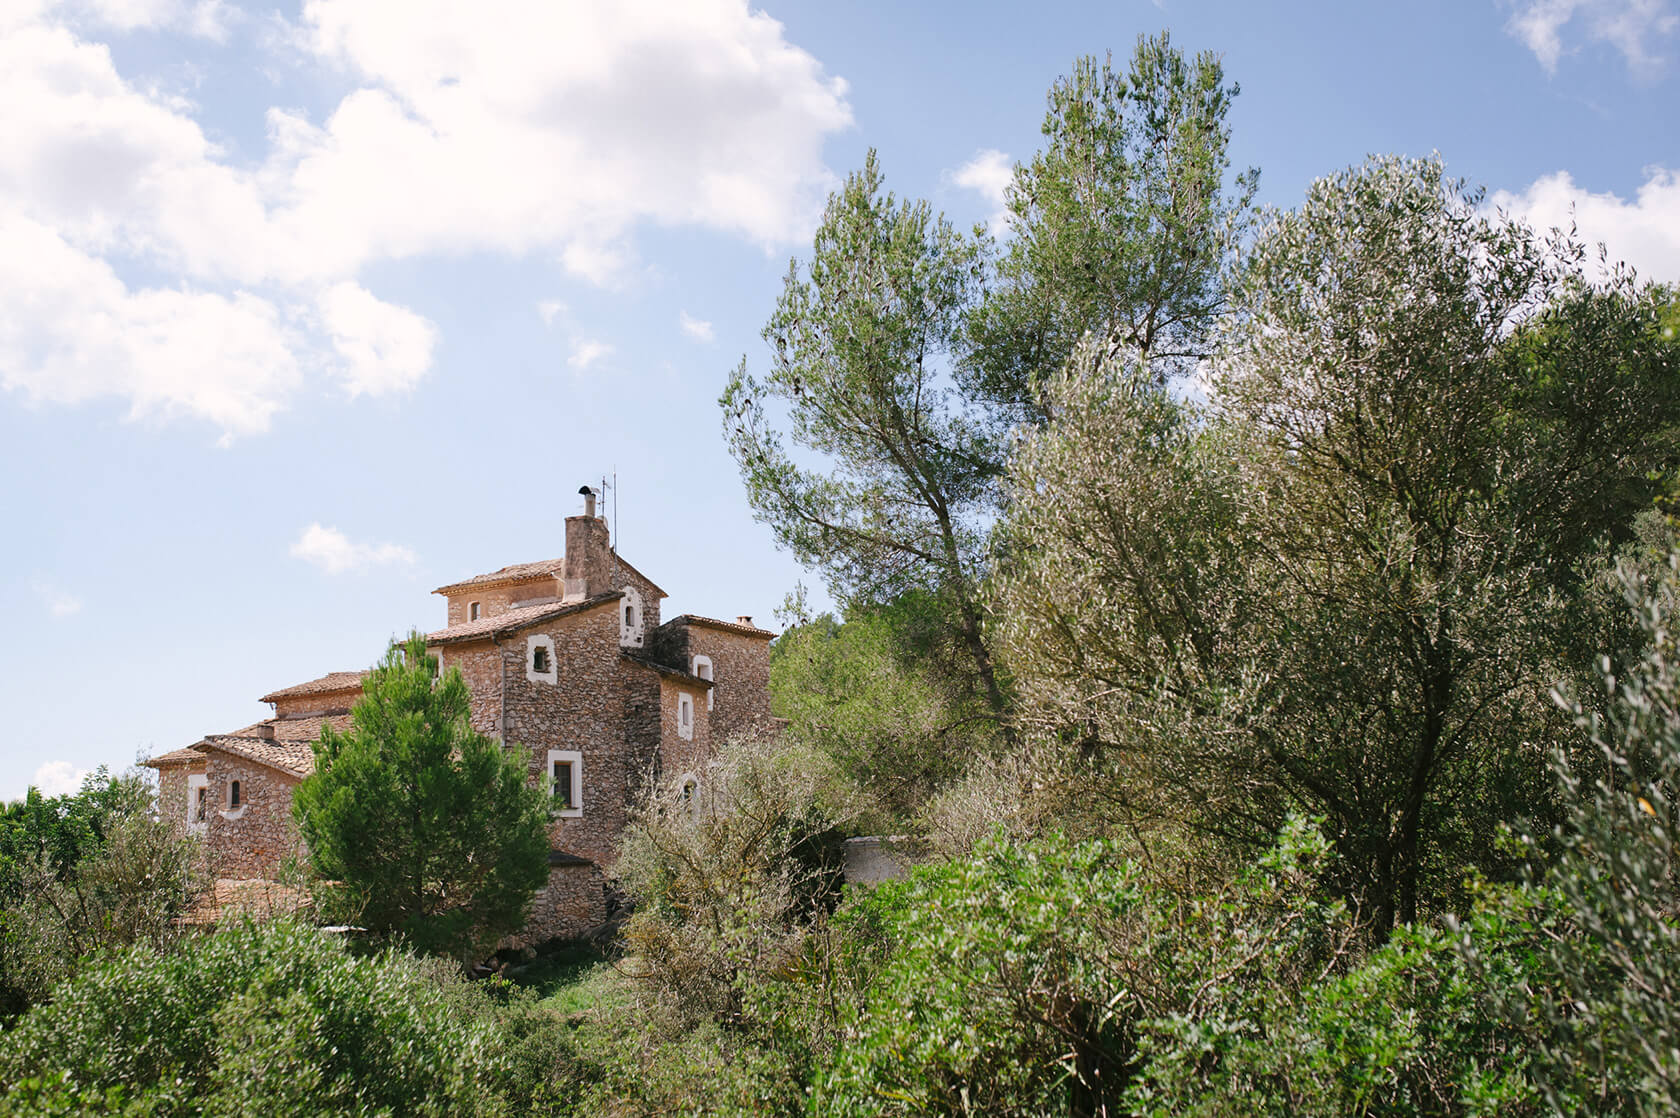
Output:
(254, 722), (276, 741)
(563, 484), (612, 602)
(737, 615), (753, 627)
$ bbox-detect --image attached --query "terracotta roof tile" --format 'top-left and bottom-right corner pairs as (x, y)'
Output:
(620, 651), (714, 687)
(259, 672), (367, 703)
(664, 614), (777, 640)
(433, 555), (667, 598)
(141, 746), (205, 768)
(432, 559), (564, 596)
(195, 735), (316, 778)
(426, 592), (620, 645)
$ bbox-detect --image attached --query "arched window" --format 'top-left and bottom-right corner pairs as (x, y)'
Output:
(620, 587), (645, 648)
(692, 655), (714, 710)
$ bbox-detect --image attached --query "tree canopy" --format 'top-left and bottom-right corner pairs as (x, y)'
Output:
(293, 633), (550, 960)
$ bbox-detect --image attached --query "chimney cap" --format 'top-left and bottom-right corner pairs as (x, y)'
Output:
(737, 615), (753, 627)
(578, 485), (595, 497)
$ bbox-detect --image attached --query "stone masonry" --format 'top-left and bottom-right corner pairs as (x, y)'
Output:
(146, 488), (776, 944)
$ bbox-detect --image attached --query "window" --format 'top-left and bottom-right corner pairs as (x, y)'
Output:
(620, 587), (645, 648)
(526, 634), (557, 684)
(692, 655), (714, 711)
(679, 773), (700, 820)
(229, 780), (241, 809)
(547, 750), (583, 817)
(469, 601), (481, 621)
(677, 693), (694, 740)
(187, 773), (208, 833)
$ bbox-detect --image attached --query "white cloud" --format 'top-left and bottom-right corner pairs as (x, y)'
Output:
(317, 282), (437, 396)
(0, 0), (852, 435)
(1504, 0), (1678, 76)
(32, 761), (90, 797)
(567, 339), (614, 371)
(31, 579), (83, 617)
(950, 148), (1013, 236)
(536, 299), (567, 326)
(679, 310), (715, 342)
(1493, 167), (1680, 283)
(290, 522), (416, 574)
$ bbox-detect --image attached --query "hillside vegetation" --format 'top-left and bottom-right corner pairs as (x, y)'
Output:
(5, 31), (1680, 1116)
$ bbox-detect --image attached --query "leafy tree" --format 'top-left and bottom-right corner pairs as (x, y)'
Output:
(770, 592), (999, 827)
(993, 156), (1680, 931)
(964, 32), (1256, 420)
(0, 770), (200, 1017)
(293, 633), (549, 961)
(721, 151), (1006, 715)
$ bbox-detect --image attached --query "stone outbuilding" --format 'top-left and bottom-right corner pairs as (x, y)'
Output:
(146, 487), (775, 941)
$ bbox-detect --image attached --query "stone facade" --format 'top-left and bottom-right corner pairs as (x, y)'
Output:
(146, 494), (775, 945)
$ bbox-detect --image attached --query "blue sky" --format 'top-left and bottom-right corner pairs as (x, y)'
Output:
(2, 0), (1674, 801)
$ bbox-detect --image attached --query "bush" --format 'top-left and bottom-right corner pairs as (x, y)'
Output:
(0, 917), (584, 1116)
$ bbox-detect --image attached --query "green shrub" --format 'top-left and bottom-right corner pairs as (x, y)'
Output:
(0, 917), (584, 1116)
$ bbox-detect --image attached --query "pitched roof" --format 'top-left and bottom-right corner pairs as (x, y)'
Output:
(620, 650), (713, 688)
(426, 592), (621, 646)
(664, 614), (777, 640)
(195, 735), (315, 778)
(140, 746), (205, 769)
(143, 714), (352, 775)
(432, 559), (565, 596)
(433, 554), (666, 598)
(259, 672), (367, 703)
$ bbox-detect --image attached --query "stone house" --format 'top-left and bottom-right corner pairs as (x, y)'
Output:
(144, 489), (775, 941)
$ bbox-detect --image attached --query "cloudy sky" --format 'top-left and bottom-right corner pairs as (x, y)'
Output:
(1, 0), (1673, 799)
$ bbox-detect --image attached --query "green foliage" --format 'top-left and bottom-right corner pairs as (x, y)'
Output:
(994, 155), (1680, 931)
(293, 632), (550, 961)
(721, 150), (1006, 715)
(614, 735), (849, 1030)
(0, 770), (200, 1017)
(1461, 556), (1680, 1114)
(771, 593), (1000, 827)
(965, 32), (1256, 417)
(0, 917), (583, 1116)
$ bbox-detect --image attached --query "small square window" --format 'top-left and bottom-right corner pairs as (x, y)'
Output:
(532, 646), (551, 674)
(469, 601), (481, 621)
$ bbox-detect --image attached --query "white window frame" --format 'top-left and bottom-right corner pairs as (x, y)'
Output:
(677, 692), (694, 740)
(620, 587), (645, 648)
(547, 749), (583, 817)
(187, 773), (209, 834)
(692, 655), (714, 710)
(526, 634), (557, 684)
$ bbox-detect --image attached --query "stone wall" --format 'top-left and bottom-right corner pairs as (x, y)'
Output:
(685, 627), (773, 743)
(512, 863), (610, 948)
(444, 577), (562, 628)
(435, 639), (505, 738)
(201, 753), (303, 879)
(271, 691), (359, 720)
(658, 675), (712, 782)
(498, 599), (662, 866)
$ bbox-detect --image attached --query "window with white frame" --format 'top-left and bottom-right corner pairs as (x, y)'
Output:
(677, 692), (694, 740)
(187, 773), (208, 834)
(526, 634), (557, 684)
(620, 587), (645, 648)
(692, 655), (714, 710)
(678, 772), (700, 820)
(469, 601), (482, 621)
(547, 749), (583, 817)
